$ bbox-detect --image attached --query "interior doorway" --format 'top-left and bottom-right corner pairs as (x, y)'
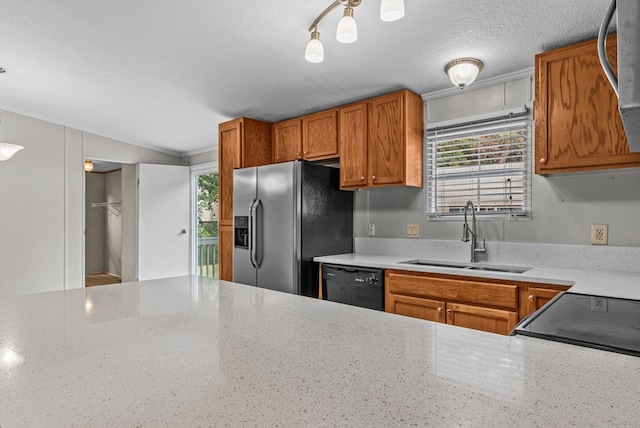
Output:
(84, 160), (136, 287)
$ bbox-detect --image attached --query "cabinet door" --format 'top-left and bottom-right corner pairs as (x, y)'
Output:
(535, 35), (640, 173)
(446, 303), (518, 336)
(339, 102), (369, 189)
(368, 91), (405, 186)
(386, 293), (445, 323)
(219, 120), (242, 224)
(525, 286), (568, 315)
(302, 109), (338, 161)
(219, 225), (233, 281)
(241, 118), (273, 168)
(273, 118), (302, 163)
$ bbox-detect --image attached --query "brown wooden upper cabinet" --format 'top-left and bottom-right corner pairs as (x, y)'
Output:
(218, 117), (272, 280)
(535, 35), (640, 174)
(302, 109), (339, 161)
(339, 90), (423, 189)
(273, 109), (339, 163)
(272, 117), (302, 163)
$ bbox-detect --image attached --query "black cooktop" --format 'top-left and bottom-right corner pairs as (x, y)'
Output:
(512, 292), (640, 357)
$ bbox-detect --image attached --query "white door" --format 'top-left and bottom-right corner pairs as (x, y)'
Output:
(138, 163), (190, 281)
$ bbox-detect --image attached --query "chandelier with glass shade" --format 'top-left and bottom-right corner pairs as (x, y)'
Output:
(305, 0), (405, 63)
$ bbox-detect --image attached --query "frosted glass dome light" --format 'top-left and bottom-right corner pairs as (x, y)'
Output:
(445, 58), (484, 89)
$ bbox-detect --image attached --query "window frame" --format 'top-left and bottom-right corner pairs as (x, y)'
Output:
(425, 107), (532, 219)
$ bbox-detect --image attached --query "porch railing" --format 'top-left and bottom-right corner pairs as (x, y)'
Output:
(197, 237), (218, 278)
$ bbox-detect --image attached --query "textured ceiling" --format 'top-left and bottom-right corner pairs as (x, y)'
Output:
(0, 0), (614, 155)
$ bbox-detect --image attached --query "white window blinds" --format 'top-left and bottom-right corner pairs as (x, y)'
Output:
(426, 111), (530, 217)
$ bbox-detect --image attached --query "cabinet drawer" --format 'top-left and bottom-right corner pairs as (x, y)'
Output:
(385, 293), (445, 323)
(387, 270), (518, 310)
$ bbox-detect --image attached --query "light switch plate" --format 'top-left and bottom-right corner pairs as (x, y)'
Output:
(407, 224), (419, 238)
(591, 224), (608, 245)
(368, 223), (375, 236)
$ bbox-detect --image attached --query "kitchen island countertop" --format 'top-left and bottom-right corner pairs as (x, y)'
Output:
(2, 275), (640, 427)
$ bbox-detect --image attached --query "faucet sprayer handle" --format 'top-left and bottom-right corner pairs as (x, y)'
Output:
(462, 224), (469, 242)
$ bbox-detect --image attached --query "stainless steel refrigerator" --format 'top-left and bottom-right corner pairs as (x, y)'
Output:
(233, 161), (353, 297)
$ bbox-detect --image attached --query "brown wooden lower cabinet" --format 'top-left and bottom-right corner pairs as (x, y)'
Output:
(386, 293), (446, 323)
(521, 283), (570, 318)
(446, 303), (519, 336)
(386, 269), (529, 336)
(219, 224), (233, 281)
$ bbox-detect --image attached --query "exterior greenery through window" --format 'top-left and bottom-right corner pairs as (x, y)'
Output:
(197, 172), (218, 278)
(426, 112), (530, 217)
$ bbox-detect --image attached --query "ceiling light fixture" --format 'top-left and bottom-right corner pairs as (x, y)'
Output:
(0, 143), (23, 161)
(305, 0), (405, 63)
(85, 160), (94, 172)
(0, 111), (24, 161)
(444, 58), (484, 89)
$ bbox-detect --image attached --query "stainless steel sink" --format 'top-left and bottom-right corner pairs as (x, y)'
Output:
(400, 259), (471, 269)
(399, 259), (530, 274)
(465, 265), (530, 274)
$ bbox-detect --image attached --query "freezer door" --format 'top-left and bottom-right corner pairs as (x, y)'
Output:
(233, 167), (257, 287)
(255, 162), (298, 294)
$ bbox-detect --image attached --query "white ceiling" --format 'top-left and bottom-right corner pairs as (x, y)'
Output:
(0, 0), (613, 156)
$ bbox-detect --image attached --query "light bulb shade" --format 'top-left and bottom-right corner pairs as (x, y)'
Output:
(380, 0), (405, 22)
(445, 58), (484, 89)
(305, 32), (324, 63)
(0, 143), (24, 161)
(84, 160), (94, 172)
(336, 8), (357, 43)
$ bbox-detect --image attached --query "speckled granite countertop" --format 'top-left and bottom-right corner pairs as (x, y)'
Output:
(315, 253), (640, 300)
(1, 276), (640, 426)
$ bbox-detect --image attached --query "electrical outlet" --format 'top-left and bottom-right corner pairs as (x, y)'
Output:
(591, 224), (608, 245)
(368, 223), (375, 236)
(407, 224), (419, 238)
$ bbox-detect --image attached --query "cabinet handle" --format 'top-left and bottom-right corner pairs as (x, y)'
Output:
(446, 309), (452, 313)
(360, 176), (365, 181)
(372, 175), (377, 181)
(540, 158), (546, 164)
(304, 151), (309, 155)
(528, 295), (534, 301)
(296, 152), (300, 157)
(437, 307), (442, 312)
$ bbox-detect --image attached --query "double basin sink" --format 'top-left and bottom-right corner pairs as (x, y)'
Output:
(400, 259), (531, 274)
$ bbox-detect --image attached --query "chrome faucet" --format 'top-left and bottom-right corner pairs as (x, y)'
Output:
(462, 200), (486, 263)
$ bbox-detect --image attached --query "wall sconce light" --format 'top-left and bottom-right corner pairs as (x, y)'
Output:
(305, 0), (405, 63)
(84, 160), (94, 172)
(444, 58), (484, 89)
(0, 143), (24, 161)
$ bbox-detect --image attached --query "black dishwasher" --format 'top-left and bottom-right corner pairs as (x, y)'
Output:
(321, 264), (384, 311)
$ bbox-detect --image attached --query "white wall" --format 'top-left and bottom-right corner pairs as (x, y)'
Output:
(354, 76), (640, 247)
(0, 110), (181, 296)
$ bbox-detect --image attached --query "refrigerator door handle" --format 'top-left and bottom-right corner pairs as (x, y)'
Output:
(248, 199), (257, 268)
(252, 198), (263, 268)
